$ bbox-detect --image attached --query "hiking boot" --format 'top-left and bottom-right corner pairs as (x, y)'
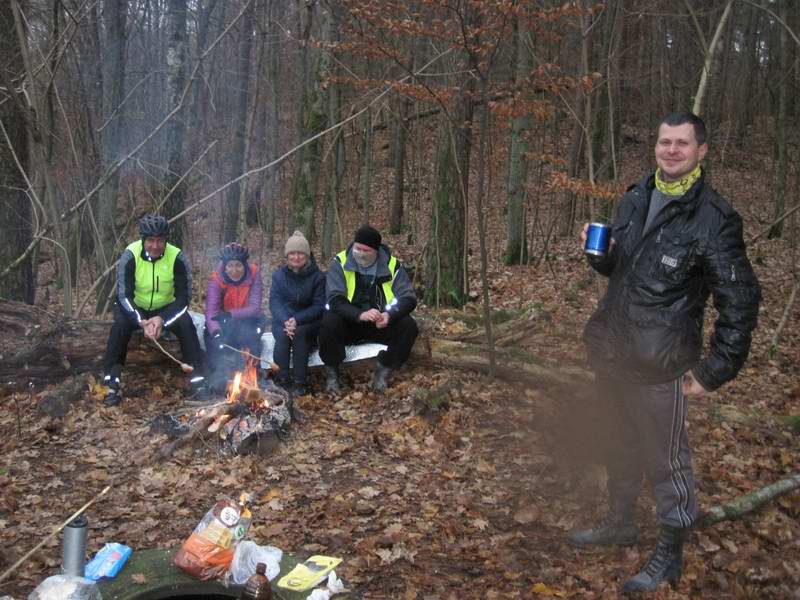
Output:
(102, 375), (122, 407)
(566, 508), (638, 547)
(371, 362), (393, 392)
(292, 382), (307, 397)
(324, 366), (340, 394)
(622, 525), (688, 594)
(275, 377), (292, 392)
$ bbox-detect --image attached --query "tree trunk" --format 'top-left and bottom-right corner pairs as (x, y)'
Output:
(768, 1), (789, 239)
(323, 5), (343, 261)
(504, 14), (532, 265)
(360, 108), (373, 224)
(239, 28), (266, 234)
(261, 0), (283, 250)
(473, 75), (496, 376)
(94, 0), (126, 314)
(424, 105), (471, 308)
(290, 0), (327, 242)
(388, 96), (409, 234)
(691, 0), (734, 117)
(0, 1), (34, 303)
(163, 0), (188, 247)
(188, 0), (220, 159)
(223, 10), (254, 243)
(735, 2), (762, 139)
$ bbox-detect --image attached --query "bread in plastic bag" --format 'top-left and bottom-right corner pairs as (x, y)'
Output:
(27, 575), (101, 600)
(174, 495), (251, 580)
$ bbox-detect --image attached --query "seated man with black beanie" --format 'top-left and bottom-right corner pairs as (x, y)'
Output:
(319, 225), (418, 393)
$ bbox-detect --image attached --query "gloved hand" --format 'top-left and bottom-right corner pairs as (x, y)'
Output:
(212, 331), (224, 350)
(211, 311), (232, 325)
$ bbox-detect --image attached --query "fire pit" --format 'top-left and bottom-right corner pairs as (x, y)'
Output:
(155, 359), (292, 458)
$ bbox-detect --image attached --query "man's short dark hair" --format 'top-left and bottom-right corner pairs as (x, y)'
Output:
(658, 112), (706, 145)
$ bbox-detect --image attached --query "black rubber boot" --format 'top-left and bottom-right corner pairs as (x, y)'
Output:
(622, 525), (688, 594)
(102, 375), (123, 407)
(371, 362), (393, 392)
(324, 365), (340, 394)
(566, 505), (638, 547)
(275, 376), (292, 393)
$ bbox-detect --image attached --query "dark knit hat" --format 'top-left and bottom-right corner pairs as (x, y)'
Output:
(354, 225), (381, 250)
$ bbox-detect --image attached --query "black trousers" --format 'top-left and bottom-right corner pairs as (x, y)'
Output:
(318, 311), (418, 370)
(204, 316), (265, 393)
(598, 376), (697, 529)
(102, 304), (204, 378)
(273, 321), (320, 385)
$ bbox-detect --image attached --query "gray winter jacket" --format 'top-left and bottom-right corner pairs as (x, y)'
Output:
(326, 244), (417, 324)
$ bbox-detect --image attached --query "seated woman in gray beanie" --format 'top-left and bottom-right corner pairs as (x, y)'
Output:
(268, 230), (326, 395)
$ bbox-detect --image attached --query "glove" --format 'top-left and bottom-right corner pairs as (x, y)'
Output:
(211, 311), (232, 324)
(212, 332), (224, 350)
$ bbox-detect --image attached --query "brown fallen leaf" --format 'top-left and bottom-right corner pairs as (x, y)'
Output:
(131, 573), (148, 584)
(514, 506), (539, 524)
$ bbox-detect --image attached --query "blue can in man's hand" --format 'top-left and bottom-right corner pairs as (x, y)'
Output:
(585, 222), (611, 256)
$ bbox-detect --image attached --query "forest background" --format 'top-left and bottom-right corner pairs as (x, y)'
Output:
(1, 1), (799, 598)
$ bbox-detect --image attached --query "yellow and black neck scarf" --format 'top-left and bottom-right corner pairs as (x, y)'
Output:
(654, 164), (701, 196)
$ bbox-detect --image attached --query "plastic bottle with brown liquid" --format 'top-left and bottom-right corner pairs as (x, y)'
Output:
(241, 562), (272, 600)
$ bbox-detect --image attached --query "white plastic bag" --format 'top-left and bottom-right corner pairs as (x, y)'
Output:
(306, 572), (345, 600)
(228, 540), (283, 585)
(28, 575), (101, 600)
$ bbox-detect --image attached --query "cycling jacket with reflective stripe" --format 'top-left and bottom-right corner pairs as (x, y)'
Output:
(116, 240), (192, 326)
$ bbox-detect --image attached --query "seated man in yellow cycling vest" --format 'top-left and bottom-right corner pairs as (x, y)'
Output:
(319, 225), (418, 393)
(100, 214), (206, 406)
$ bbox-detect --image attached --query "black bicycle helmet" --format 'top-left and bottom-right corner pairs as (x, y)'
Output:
(220, 242), (249, 264)
(138, 214), (170, 238)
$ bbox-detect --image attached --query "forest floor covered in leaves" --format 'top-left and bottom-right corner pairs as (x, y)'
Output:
(2, 149), (800, 598)
(1, 232), (799, 598)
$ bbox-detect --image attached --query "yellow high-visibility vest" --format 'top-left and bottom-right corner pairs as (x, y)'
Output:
(127, 240), (180, 310)
(335, 250), (397, 307)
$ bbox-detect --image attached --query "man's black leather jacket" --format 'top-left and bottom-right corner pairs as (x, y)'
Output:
(584, 170), (760, 391)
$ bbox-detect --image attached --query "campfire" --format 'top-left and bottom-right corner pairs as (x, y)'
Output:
(157, 356), (292, 458)
(213, 357), (291, 455)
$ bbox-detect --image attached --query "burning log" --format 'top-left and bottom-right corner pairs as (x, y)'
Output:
(157, 358), (292, 460)
(158, 401), (239, 459)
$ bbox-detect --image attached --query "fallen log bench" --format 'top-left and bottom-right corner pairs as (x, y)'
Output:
(188, 311), (388, 369)
(96, 546), (359, 600)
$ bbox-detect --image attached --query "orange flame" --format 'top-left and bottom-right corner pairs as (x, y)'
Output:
(227, 371), (243, 404)
(225, 353), (268, 410)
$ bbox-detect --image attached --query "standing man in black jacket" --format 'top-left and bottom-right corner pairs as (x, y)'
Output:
(567, 113), (760, 594)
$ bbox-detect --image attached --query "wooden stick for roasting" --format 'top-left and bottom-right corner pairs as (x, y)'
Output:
(152, 337), (194, 372)
(221, 343), (263, 364)
(0, 486), (111, 584)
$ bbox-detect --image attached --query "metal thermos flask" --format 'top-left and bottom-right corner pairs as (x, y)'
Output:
(62, 515), (88, 577)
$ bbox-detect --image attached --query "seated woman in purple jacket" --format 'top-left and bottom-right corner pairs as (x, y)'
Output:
(204, 243), (265, 393)
(269, 231), (325, 395)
